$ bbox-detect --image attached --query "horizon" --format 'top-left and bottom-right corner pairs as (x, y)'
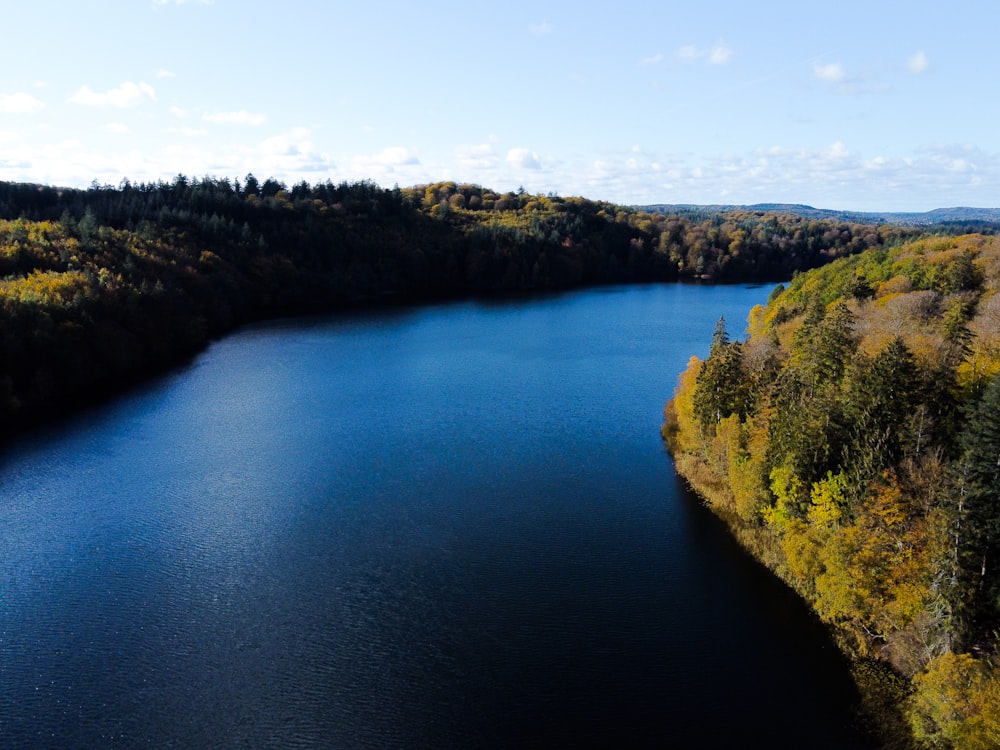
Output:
(8, 175), (998, 216)
(1, 1), (997, 213)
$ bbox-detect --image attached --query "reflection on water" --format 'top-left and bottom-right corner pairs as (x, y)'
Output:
(0, 285), (878, 748)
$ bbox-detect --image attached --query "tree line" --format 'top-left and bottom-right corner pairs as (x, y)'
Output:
(664, 234), (1000, 749)
(0, 175), (936, 440)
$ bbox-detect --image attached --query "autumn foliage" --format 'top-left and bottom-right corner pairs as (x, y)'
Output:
(0, 176), (933, 439)
(665, 234), (1000, 749)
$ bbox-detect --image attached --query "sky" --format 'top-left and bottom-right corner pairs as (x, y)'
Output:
(1, 1), (997, 212)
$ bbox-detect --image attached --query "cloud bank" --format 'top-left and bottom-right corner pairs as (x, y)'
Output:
(69, 82), (156, 108)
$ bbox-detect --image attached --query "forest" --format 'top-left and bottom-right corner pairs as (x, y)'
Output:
(664, 234), (1000, 749)
(0, 175), (936, 441)
(4, 175), (1000, 747)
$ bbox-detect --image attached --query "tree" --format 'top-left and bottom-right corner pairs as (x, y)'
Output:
(908, 652), (1000, 750)
(792, 299), (857, 389)
(955, 375), (1000, 627)
(663, 356), (705, 454)
(940, 249), (983, 295)
(261, 178), (285, 198)
(78, 207), (97, 246)
(842, 337), (920, 495)
(243, 173), (260, 196)
(692, 316), (748, 427)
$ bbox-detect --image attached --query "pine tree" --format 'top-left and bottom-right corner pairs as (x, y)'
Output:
(842, 337), (919, 487)
(692, 317), (748, 427)
(956, 375), (1000, 627)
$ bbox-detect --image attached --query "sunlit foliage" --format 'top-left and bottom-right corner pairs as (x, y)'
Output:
(665, 234), (1000, 749)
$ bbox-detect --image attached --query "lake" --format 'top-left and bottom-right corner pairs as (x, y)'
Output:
(0, 284), (880, 748)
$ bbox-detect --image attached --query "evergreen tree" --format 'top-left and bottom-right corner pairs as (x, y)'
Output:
(842, 337), (920, 495)
(692, 317), (748, 427)
(957, 376), (1000, 627)
(793, 300), (857, 390)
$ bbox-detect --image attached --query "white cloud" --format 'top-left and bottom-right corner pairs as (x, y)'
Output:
(824, 141), (850, 160)
(374, 146), (420, 166)
(907, 50), (929, 74)
(170, 106), (187, 118)
(164, 126), (208, 137)
(677, 41), (733, 65)
(204, 110), (268, 126)
(677, 45), (699, 62)
(708, 42), (734, 65)
(641, 52), (664, 66)
(235, 128), (337, 175)
(0, 156), (33, 171)
(69, 81), (156, 108)
(813, 62), (846, 83)
(259, 128), (315, 157)
(516, 139), (1000, 211)
(341, 147), (423, 181)
(2, 124), (995, 213)
(156, 69), (176, 78)
(0, 92), (44, 113)
(817, 141), (857, 168)
(923, 144), (986, 171)
(507, 148), (542, 169)
(528, 20), (552, 35)
(455, 143), (499, 169)
(105, 123), (131, 134)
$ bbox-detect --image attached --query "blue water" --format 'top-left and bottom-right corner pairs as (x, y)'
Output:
(0, 284), (879, 748)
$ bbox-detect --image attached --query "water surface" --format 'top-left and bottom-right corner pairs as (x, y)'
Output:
(0, 284), (879, 748)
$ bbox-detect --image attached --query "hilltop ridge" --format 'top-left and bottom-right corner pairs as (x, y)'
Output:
(640, 202), (1000, 227)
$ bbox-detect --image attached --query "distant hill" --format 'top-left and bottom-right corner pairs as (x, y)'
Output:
(639, 202), (1000, 227)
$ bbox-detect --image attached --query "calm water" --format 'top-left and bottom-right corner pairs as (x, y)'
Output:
(0, 284), (880, 749)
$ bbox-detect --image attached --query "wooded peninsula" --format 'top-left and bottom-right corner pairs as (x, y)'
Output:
(2, 175), (998, 748)
(664, 235), (1000, 748)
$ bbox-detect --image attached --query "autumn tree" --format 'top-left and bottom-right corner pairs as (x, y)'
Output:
(908, 652), (1000, 750)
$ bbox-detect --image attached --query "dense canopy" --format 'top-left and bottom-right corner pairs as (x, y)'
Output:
(665, 234), (1000, 749)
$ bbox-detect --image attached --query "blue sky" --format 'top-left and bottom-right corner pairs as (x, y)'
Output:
(1, 1), (996, 211)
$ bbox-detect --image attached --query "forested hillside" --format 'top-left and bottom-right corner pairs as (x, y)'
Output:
(642, 202), (1000, 228)
(664, 235), (1000, 749)
(0, 176), (928, 440)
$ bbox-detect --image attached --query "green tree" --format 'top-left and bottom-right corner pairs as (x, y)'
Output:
(842, 337), (920, 495)
(793, 300), (857, 389)
(955, 375), (1000, 627)
(243, 173), (260, 196)
(939, 249), (983, 295)
(692, 317), (747, 427)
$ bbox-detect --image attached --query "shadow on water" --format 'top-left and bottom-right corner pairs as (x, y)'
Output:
(662, 469), (883, 750)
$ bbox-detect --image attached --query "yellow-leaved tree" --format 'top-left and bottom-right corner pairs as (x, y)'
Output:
(909, 652), (1000, 750)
